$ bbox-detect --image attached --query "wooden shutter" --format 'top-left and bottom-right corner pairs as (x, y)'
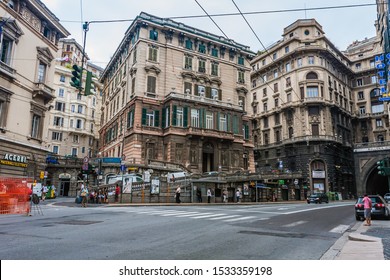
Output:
(141, 108), (147, 125)
(218, 89), (222, 100)
(172, 105), (177, 126)
(162, 107), (166, 128)
(183, 107), (188, 127)
(206, 87), (211, 98)
(154, 110), (160, 127)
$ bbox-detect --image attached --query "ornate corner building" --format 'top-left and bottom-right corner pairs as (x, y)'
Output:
(250, 18), (388, 198)
(99, 12), (256, 175)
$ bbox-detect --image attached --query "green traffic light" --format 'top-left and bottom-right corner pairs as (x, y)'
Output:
(70, 64), (83, 89)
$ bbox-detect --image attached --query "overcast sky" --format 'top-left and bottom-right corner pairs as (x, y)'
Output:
(43, 0), (378, 68)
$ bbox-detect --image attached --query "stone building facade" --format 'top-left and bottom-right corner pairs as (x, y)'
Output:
(99, 12), (256, 175)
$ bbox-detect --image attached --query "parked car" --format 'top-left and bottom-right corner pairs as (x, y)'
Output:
(384, 193), (390, 203)
(354, 195), (390, 221)
(307, 193), (329, 204)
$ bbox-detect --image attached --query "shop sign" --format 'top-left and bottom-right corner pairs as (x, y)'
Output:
(312, 170), (325, 178)
(0, 153), (28, 168)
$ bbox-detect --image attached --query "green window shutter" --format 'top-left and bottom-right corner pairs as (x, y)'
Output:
(217, 112), (220, 130)
(149, 30), (158, 40)
(131, 110), (134, 127)
(142, 108), (147, 125)
(127, 111), (131, 128)
(200, 108), (205, 128)
(244, 124), (249, 139)
(206, 87), (211, 98)
(167, 107), (170, 127)
(218, 89), (222, 100)
(162, 107), (166, 128)
(172, 105), (177, 126)
(183, 107), (188, 127)
(194, 84), (199, 96)
(233, 115), (239, 134)
(184, 82), (192, 94)
(227, 114), (231, 132)
(154, 110), (160, 127)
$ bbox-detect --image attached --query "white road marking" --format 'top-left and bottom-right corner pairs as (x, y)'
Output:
(283, 220), (307, 227)
(329, 224), (350, 233)
(222, 216), (256, 222)
(208, 215), (241, 220)
(190, 213), (226, 219)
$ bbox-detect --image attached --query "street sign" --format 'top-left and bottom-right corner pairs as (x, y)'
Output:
(120, 164), (126, 172)
(83, 156), (89, 164)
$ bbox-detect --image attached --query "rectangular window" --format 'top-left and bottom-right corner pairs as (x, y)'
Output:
(238, 71), (245, 83)
(0, 36), (13, 65)
(263, 117), (268, 128)
(306, 86), (319, 98)
(205, 111), (213, 129)
(238, 57), (244, 65)
(198, 44), (206, 53)
(176, 106), (184, 127)
(71, 148), (78, 156)
(149, 30), (158, 41)
(211, 48), (218, 57)
(376, 119), (383, 128)
(52, 131), (63, 141)
(76, 119), (83, 129)
(275, 113), (280, 125)
(286, 77), (291, 87)
(198, 60), (206, 73)
(211, 88), (219, 100)
(55, 102), (65, 112)
(372, 103), (384, 114)
(147, 76), (157, 94)
(148, 46), (158, 62)
(357, 79), (363, 86)
(31, 114), (41, 138)
(73, 135), (79, 143)
(191, 109), (200, 127)
(308, 56), (315, 65)
(285, 46), (290, 53)
(198, 85), (205, 96)
(355, 63), (361, 70)
(53, 116), (64, 127)
(371, 76), (377, 84)
(273, 69), (278, 78)
(59, 75), (65, 82)
(211, 63), (218, 76)
(219, 113), (227, 131)
(185, 39), (193, 50)
(311, 124), (319, 136)
(297, 58), (302, 67)
(185, 56), (192, 70)
(274, 83), (279, 92)
(285, 62), (291, 72)
(52, 146), (59, 154)
(58, 88), (64, 97)
(37, 62), (46, 83)
(359, 106), (366, 115)
(358, 91), (364, 100)
(77, 105), (83, 114)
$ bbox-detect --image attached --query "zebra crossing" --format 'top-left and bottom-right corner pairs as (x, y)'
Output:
(122, 208), (260, 223)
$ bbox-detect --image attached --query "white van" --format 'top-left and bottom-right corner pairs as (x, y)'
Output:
(106, 174), (143, 185)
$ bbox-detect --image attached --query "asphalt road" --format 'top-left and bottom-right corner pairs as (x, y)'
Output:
(0, 201), (356, 260)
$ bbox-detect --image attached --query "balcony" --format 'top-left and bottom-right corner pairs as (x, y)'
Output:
(0, 61), (16, 80)
(33, 82), (55, 104)
(167, 92), (242, 110)
(187, 127), (235, 141)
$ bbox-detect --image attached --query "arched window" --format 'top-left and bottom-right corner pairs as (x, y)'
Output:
(306, 72), (318, 80)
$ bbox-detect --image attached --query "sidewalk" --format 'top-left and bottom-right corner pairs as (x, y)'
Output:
(322, 220), (389, 260)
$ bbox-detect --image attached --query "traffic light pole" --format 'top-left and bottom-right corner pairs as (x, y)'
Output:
(78, 22), (89, 95)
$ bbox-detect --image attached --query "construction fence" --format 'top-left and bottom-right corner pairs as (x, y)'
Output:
(0, 177), (32, 215)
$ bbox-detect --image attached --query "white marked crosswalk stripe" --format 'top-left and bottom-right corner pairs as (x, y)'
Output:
(173, 212), (212, 217)
(190, 213), (226, 219)
(161, 211), (199, 216)
(329, 224), (349, 233)
(283, 220), (307, 227)
(208, 215), (241, 220)
(222, 216), (256, 222)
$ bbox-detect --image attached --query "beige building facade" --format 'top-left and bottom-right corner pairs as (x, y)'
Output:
(0, 0), (69, 178)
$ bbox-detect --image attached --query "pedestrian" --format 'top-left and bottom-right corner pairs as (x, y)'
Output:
(170, 174), (175, 182)
(41, 184), (48, 201)
(222, 191), (228, 203)
(80, 183), (88, 207)
(362, 194), (372, 226)
(236, 189), (241, 203)
(115, 184), (120, 203)
(196, 188), (202, 203)
(207, 188), (212, 203)
(175, 186), (181, 203)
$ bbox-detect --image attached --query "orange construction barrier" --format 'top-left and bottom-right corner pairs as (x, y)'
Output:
(0, 177), (32, 215)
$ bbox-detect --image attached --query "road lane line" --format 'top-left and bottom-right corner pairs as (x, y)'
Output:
(208, 215), (241, 220)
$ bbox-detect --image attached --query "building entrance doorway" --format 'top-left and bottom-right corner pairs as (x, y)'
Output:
(202, 142), (214, 173)
(60, 180), (70, 196)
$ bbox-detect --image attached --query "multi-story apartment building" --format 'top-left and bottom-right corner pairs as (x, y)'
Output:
(45, 38), (103, 159)
(0, 0), (69, 178)
(251, 19), (356, 199)
(99, 12), (255, 175)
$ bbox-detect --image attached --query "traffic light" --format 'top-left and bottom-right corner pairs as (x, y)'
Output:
(377, 160), (385, 176)
(70, 64), (83, 90)
(84, 71), (93, 96)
